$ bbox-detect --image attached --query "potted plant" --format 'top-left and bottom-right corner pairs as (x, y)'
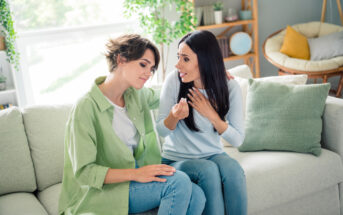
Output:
(213, 2), (223, 24)
(0, 0), (20, 71)
(124, 0), (196, 80)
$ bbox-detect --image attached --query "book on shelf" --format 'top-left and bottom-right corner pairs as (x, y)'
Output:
(217, 37), (229, 58)
(195, 5), (215, 26)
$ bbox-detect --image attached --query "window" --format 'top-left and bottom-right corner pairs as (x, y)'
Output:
(12, 0), (158, 105)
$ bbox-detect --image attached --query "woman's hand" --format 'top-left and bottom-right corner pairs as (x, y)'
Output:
(187, 87), (228, 134)
(187, 87), (220, 121)
(171, 98), (189, 120)
(226, 71), (235, 80)
(132, 164), (176, 183)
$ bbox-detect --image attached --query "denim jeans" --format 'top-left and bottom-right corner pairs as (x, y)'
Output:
(162, 153), (247, 215)
(129, 170), (206, 215)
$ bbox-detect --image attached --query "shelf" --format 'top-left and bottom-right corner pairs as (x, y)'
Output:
(223, 53), (255, 62)
(0, 89), (16, 96)
(196, 20), (255, 30)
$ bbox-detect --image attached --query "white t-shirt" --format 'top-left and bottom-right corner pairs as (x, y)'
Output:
(105, 97), (139, 153)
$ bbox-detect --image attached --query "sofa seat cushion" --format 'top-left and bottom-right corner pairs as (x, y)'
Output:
(22, 105), (72, 191)
(37, 183), (61, 215)
(224, 147), (343, 214)
(0, 107), (37, 195)
(0, 192), (48, 215)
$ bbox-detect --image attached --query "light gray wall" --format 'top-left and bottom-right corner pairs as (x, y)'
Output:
(166, 0), (342, 88)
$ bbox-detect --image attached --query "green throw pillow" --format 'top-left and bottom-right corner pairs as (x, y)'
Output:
(238, 79), (330, 156)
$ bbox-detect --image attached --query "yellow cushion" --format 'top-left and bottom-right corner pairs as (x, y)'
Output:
(280, 26), (310, 60)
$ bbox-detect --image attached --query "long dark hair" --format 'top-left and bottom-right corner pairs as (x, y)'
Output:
(177, 30), (229, 132)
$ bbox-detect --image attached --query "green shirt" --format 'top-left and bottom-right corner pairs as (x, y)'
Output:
(58, 77), (161, 215)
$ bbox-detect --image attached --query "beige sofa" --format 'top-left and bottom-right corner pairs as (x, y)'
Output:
(1, 71), (343, 215)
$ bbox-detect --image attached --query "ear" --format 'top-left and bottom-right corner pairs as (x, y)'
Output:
(116, 54), (127, 65)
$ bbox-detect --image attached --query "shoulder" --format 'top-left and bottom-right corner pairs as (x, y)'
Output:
(165, 70), (179, 85)
(227, 79), (241, 95)
(71, 93), (97, 121)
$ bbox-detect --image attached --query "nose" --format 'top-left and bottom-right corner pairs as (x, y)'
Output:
(175, 59), (181, 70)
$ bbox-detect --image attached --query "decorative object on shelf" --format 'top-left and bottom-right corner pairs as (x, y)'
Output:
(124, 0), (195, 80)
(239, 10), (252, 20)
(239, 0), (252, 20)
(0, 65), (6, 91)
(0, 0), (20, 71)
(230, 32), (252, 56)
(213, 2), (223, 24)
(225, 8), (238, 22)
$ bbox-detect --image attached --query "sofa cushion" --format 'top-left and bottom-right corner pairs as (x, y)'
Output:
(280, 25), (310, 60)
(322, 96), (343, 161)
(0, 192), (48, 215)
(22, 105), (72, 191)
(308, 31), (343, 61)
(0, 107), (37, 195)
(37, 183), (61, 215)
(224, 147), (343, 214)
(239, 80), (330, 156)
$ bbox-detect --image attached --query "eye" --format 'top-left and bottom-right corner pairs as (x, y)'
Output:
(184, 57), (189, 62)
(140, 62), (146, 68)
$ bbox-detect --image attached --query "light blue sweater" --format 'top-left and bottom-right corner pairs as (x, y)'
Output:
(156, 70), (245, 161)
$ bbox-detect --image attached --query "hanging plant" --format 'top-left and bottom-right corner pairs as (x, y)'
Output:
(0, 0), (20, 71)
(124, 0), (196, 80)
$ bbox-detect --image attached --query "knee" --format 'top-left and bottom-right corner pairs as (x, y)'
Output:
(167, 170), (192, 193)
(221, 159), (245, 181)
(191, 183), (206, 206)
(198, 160), (221, 179)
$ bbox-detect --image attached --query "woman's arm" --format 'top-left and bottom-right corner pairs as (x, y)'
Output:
(220, 80), (245, 147)
(163, 98), (188, 130)
(156, 71), (182, 137)
(104, 164), (176, 184)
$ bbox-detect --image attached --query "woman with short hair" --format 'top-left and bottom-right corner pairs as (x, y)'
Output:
(58, 34), (205, 215)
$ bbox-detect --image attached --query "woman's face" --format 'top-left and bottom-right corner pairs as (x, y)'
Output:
(120, 49), (155, 89)
(175, 42), (201, 84)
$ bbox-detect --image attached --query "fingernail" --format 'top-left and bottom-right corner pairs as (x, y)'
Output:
(188, 88), (192, 91)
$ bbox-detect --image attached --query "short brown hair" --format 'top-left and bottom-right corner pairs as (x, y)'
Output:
(105, 34), (160, 72)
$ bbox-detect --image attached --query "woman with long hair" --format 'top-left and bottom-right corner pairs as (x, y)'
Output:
(58, 34), (205, 215)
(157, 30), (247, 215)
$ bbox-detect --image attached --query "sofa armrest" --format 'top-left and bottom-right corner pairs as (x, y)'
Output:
(322, 96), (343, 161)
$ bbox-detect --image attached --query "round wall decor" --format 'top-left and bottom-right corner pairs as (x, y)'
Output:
(229, 32), (252, 55)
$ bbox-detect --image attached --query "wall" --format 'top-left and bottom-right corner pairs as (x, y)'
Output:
(165, 0), (342, 86)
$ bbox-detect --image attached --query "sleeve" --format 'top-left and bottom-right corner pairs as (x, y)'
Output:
(142, 87), (160, 110)
(156, 71), (179, 137)
(66, 109), (109, 190)
(220, 80), (245, 147)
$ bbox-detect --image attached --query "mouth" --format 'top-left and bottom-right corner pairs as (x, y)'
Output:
(179, 72), (187, 78)
(139, 77), (147, 83)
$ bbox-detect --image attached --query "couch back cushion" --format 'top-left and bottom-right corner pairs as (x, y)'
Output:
(22, 105), (72, 191)
(0, 107), (37, 195)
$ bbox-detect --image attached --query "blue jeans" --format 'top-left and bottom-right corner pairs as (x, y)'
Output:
(162, 153), (247, 215)
(129, 170), (206, 215)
